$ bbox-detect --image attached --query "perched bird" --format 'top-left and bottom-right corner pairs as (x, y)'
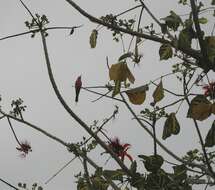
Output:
(75, 76), (82, 102)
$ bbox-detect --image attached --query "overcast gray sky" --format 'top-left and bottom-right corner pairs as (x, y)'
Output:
(0, 0), (214, 190)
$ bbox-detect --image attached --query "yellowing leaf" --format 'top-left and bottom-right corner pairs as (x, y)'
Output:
(187, 95), (212, 121)
(89, 29), (98, 48)
(109, 62), (135, 83)
(125, 85), (148, 105)
(162, 113), (180, 140)
(153, 81), (164, 104)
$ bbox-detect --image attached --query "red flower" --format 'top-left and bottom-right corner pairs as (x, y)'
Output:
(16, 140), (32, 158)
(108, 137), (133, 162)
(203, 82), (215, 99)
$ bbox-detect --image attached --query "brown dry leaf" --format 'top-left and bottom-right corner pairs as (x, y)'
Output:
(187, 95), (212, 121)
(109, 62), (135, 83)
(126, 66), (135, 84)
(109, 62), (126, 81)
(125, 85), (148, 105)
(152, 81), (164, 104)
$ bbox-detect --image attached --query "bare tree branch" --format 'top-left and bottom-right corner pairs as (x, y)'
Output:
(64, 0), (201, 60)
(40, 30), (133, 177)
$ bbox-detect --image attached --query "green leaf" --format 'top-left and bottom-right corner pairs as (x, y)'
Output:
(77, 178), (88, 190)
(198, 17), (208, 24)
(159, 43), (173, 60)
(162, 113), (180, 140)
(152, 81), (164, 104)
(91, 176), (109, 190)
(146, 170), (170, 189)
(187, 95), (212, 121)
(161, 11), (182, 31)
(173, 164), (187, 181)
(130, 161), (137, 174)
(138, 155), (164, 172)
(205, 36), (215, 63)
(103, 169), (125, 182)
(89, 29), (98, 48)
(161, 24), (167, 34)
(130, 173), (146, 189)
(95, 167), (103, 176)
(178, 29), (192, 49)
(205, 120), (215, 147)
(211, 0), (215, 5)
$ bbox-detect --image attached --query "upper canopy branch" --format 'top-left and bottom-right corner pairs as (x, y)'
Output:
(65, 0), (201, 61)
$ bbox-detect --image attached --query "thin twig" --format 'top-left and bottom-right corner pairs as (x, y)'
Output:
(7, 117), (22, 146)
(155, 98), (185, 112)
(0, 26), (82, 42)
(151, 81), (184, 97)
(0, 178), (19, 190)
(81, 87), (124, 102)
(0, 30), (38, 41)
(18, 0), (37, 23)
(45, 157), (77, 184)
(115, 5), (142, 18)
(91, 90), (111, 103)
